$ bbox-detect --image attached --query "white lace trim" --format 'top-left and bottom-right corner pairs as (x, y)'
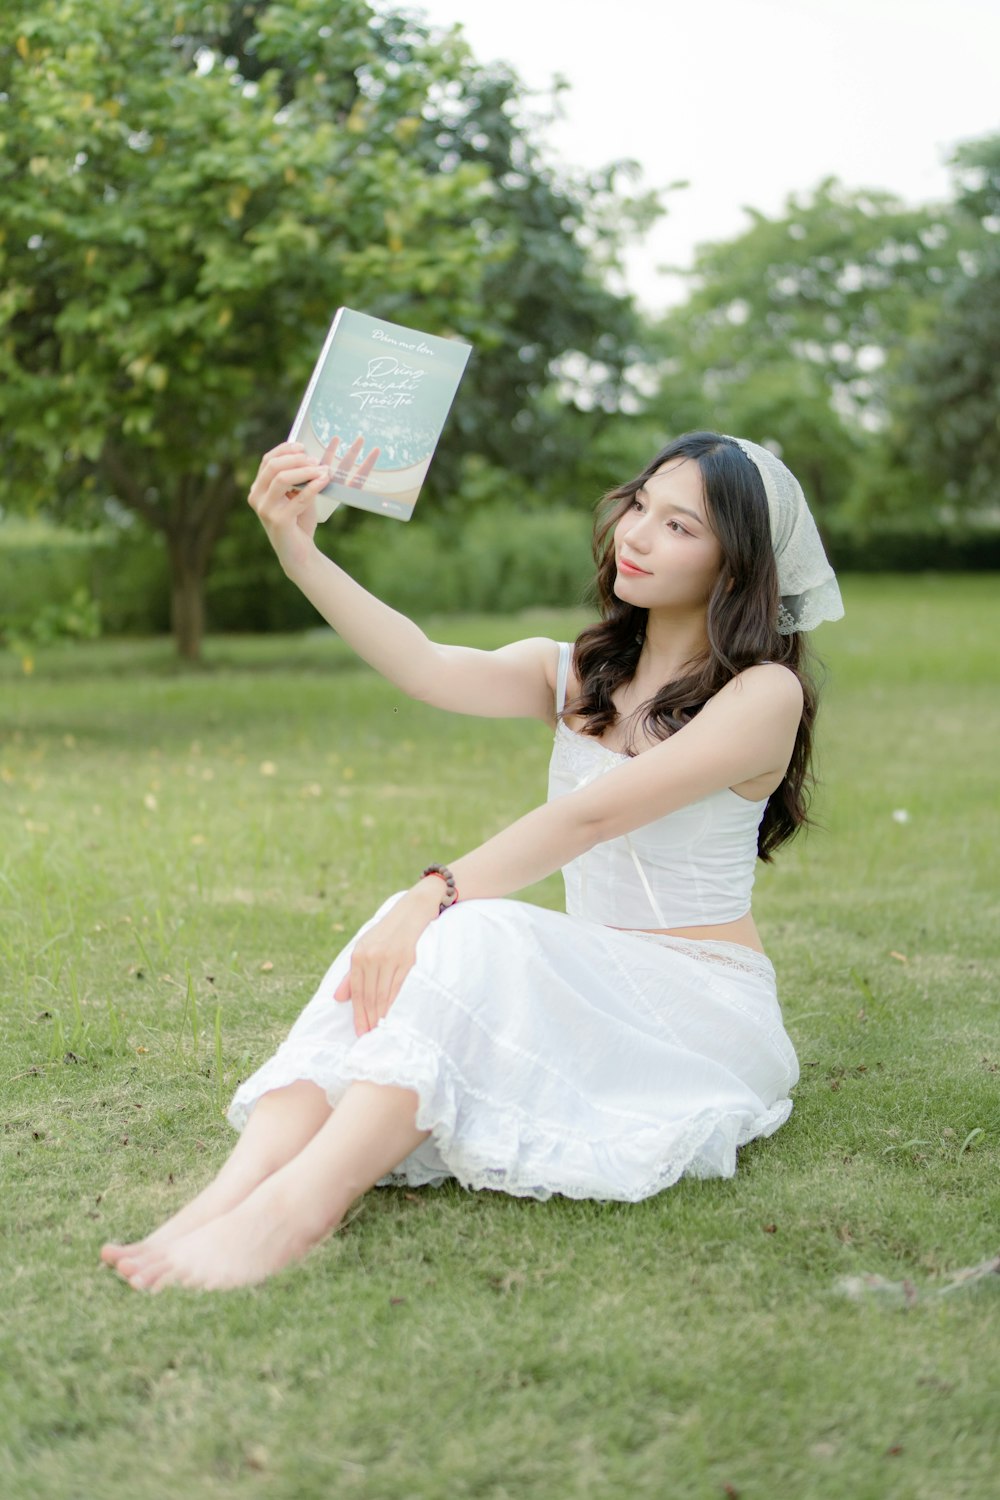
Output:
(228, 1031), (793, 1203)
(625, 930), (776, 978)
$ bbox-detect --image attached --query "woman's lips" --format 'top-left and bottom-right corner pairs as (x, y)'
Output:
(618, 556), (652, 576)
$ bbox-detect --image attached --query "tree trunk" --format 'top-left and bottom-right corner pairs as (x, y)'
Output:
(100, 442), (236, 661)
(164, 476), (237, 661)
(168, 537), (208, 662)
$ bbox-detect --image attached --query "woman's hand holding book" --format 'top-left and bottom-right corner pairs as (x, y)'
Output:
(248, 442), (328, 575)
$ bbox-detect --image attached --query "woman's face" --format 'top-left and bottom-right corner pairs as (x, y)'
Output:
(612, 457), (723, 614)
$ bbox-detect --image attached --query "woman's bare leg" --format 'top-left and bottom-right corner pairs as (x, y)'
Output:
(101, 1081), (332, 1267)
(115, 1081), (429, 1291)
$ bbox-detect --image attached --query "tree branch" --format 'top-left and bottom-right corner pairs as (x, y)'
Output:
(100, 443), (162, 530)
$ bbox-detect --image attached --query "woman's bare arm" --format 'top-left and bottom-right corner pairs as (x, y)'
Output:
(249, 443), (559, 722)
(338, 665), (803, 1032)
(446, 664), (804, 896)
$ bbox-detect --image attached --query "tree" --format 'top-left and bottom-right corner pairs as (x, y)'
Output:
(893, 134), (1000, 517)
(398, 55), (657, 496)
(0, 0), (656, 657)
(0, 0), (495, 658)
(644, 179), (974, 525)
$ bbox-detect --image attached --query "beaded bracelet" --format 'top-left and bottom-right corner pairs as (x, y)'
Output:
(422, 863), (459, 913)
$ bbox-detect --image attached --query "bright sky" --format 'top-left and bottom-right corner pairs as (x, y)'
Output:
(403, 0), (1000, 310)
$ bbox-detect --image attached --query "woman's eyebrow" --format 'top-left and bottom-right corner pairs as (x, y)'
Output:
(638, 487), (705, 525)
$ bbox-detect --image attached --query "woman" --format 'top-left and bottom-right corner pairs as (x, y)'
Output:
(103, 429), (843, 1291)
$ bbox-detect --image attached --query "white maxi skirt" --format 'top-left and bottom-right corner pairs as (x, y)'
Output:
(228, 895), (800, 1202)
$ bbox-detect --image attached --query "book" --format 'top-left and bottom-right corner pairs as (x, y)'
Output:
(288, 307), (472, 522)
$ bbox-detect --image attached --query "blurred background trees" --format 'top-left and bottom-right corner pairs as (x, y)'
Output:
(891, 133), (1000, 521)
(1, 1), (997, 660)
(0, 0), (650, 656)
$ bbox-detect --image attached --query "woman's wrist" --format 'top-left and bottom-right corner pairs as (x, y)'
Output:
(278, 535), (322, 584)
(412, 874), (456, 916)
(421, 863), (458, 910)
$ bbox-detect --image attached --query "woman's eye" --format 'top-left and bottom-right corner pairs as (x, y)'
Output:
(667, 519), (688, 534)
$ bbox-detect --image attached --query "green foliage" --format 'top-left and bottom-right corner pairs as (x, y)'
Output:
(0, 0), (490, 493)
(15, 586), (100, 644)
(647, 178), (978, 530)
(0, 585), (101, 672)
(0, 521), (97, 619)
(0, 518), (170, 637)
(825, 518), (1000, 572)
(892, 134), (1000, 516)
(0, 0), (650, 657)
(344, 503), (594, 615)
(948, 129), (1000, 223)
(398, 59), (656, 500)
(669, 178), (967, 421)
(205, 497), (595, 625)
(0, 0), (494, 655)
(0, 521), (102, 669)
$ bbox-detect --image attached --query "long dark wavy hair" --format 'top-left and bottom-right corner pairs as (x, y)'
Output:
(565, 431), (818, 860)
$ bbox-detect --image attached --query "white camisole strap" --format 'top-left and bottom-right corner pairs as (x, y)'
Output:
(623, 834), (670, 927)
(555, 641), (572, 715)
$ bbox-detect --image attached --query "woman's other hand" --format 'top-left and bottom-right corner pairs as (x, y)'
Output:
(333, 881), (445, 1037)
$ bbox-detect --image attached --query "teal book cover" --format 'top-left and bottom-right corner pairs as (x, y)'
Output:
(288, 308), (472, 522)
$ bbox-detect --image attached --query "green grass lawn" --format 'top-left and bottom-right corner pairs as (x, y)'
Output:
(1, 577), (997, 1500)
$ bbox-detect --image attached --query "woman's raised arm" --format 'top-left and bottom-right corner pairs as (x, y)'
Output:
(249, 443), (558, 722)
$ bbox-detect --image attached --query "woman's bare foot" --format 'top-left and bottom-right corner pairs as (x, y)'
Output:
(100, 1169), (263, 1268)
(107, 1080), (424, 1290)
(114, 1172), (341, 1292)
(101, 1081), (335, 1269)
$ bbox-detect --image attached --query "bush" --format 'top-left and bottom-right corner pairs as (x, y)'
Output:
(0, 522), (95, 619)
(201, 500), (596, 627)
(0, 520), (170, 637)
(205, 505), (316, 633)
(89, 528), (171, 634)
(6, 501), (996, 651)
(337, 503), (595, 616)
(825, 523), (1000, 572)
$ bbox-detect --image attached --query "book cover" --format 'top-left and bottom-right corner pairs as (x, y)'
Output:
(288, 307), (472, 522)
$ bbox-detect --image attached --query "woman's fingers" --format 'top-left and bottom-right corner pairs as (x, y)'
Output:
(346, 955), (374, 1036)
(257, 441), (309, 470)
(385, 961), (409, 1008)
(348, 445), (380, 490)
(352, 964), (380, 1036)
(338, 948), (414, 1034)
(250, 438), (378, 513)
(248, 446), (326, 508)
(251, 468), (328, 522)
(333, 436), (364, 484)
(250, 443), (309, 493)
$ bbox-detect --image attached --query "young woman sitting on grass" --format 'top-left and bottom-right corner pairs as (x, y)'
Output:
(102, 430), (843, 1292)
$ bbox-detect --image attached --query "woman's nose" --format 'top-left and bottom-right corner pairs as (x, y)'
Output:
(624, 515), (652, 551)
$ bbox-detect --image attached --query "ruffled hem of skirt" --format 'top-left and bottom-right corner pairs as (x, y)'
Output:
(227, 1024), (793, 1204)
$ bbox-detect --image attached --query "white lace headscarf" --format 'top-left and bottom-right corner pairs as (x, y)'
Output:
(726, 436), (844, 634)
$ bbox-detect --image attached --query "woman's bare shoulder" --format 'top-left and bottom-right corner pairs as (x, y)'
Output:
(704, 662), (804, 725)
(723, 660), (802, 697)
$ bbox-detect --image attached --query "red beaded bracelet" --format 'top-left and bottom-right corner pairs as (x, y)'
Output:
(422, 863), (459, 912)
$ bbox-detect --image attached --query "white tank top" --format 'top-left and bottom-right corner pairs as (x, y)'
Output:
(547, 642), (768, 928)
